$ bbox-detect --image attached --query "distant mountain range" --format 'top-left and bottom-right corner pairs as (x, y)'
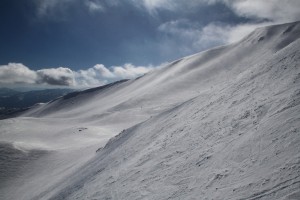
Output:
(0, 88), (20, 97)
(0, 88), (74, 118)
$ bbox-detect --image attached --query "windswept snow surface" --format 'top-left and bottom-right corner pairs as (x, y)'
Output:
(1, 21), (300, 200)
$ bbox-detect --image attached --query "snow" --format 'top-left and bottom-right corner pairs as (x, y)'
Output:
(0, 21), (300, 200)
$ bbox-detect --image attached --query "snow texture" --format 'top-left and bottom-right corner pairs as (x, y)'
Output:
(0, 21), (300, 200)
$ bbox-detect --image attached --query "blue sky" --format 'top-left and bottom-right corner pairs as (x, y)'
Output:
(0, 0), (299, 88)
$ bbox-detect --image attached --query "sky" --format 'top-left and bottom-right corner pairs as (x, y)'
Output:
(0, 0), (299, 88)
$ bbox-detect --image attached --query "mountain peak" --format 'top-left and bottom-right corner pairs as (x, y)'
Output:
(240, 21), (300, 49)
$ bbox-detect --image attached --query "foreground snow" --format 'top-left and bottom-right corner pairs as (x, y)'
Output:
(0, 21), (300, 200)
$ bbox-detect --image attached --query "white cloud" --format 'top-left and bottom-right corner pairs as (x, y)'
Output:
(37, 67), (75, 86)
(129, 0), (209, 12)
(226, 0), (300, 23)
(158, 19), (203, 55)
(226, 22), (273, 43)
(33, 0), (107, 18)
(75, 70), (100, 87)
(85, 1), (105, 13)
(158, 20), (232, 55)
(134, 0), (300, 44)
(154, 0), (300, 46)
(33, 0), (73, 18)
(0, 63), (37, 84)
(75, 63), (154, 87)
(112, 63), (153, 79)
(196, 22), (274, 45)
(32, 0), (300, 23)
(0, 63), (75, 86)
(0, 63), (154, 88)
(131, 0), (300, 23)
(93, 64), (115, 78)
(196, 23), (230, 46)
(157, 18), (275, 57)
(130, 0), (175, 13)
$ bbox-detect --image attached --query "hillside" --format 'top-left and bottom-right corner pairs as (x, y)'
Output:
(0, 21), (300, 200)
(0, 88), (74, 119)
(0, 88), (74, 109)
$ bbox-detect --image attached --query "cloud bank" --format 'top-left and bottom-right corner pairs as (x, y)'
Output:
(156, 0), (300, 55)
(200, 0), (300, 43)
(0, 63), (37, 85)
(75, 63), (154, 87)
(0, 63), (75, 86)
(36, 67), (75, 86)
(0, 63), (153, 88)
(134, 0), (300, 23)
(222, 0), (300, 22)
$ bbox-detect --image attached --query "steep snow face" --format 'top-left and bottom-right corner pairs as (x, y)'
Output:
(62, 38), (300, 200)
(0, 21), (300, 200)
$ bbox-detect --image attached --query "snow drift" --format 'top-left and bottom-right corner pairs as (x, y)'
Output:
(0, 21), (300, 200)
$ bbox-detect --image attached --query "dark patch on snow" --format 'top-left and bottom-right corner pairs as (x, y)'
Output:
(196, 155), (211, 167)
(276, 23), (300, 51)
(258, 36), (265, 42)
(0, 107), (30, 120)
(78, 127), (88, 132)
(283, 24), (297, 35)
(135, 74), (146, 80)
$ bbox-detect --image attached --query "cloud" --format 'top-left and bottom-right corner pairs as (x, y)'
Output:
(158, 20), (231, 56)
(0, 62), (154, 88)
(32, 0), (300, 23)
(33, 0), (73, 18)
(128, 0), (207, 13)
(224, 0), (300, 23)
(0, 63), (74, 86)
(225, 22), (273, 43)
(85, 0), (105, 13)
(131, 0), (300, 23)
(129, 0), (175, 13)
(157, 18), (275, 58)
(75, 63), (154, 87)
(153, 0), (300, 44)
(158, 19), (202, 56)
(37, 67), (75, 86)
(93, 64), (115, 78)
(33, 0), (107, 18)
(138, 0), (300, 45)
(195, 22), (274, 45)
(0, 63), (37, 84)
(113, 63), (153, 78)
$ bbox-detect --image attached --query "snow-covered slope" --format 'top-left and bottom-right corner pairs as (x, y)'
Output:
(1, 21), (300, 200)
